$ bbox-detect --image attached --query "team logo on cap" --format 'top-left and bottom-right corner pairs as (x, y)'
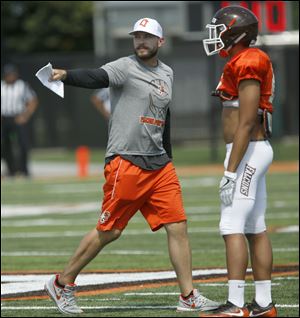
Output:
(139, 18), (149, 27)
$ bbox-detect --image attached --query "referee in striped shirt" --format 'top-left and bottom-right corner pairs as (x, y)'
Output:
(1, 64), (38, 177)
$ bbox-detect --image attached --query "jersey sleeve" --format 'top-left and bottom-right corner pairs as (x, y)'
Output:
(101, 57), (130, 87)
(234, 51), (269, 87)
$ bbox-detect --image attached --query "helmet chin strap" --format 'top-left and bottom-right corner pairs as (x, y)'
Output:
(218, 32), (247, 58)
(219, 47), (231, 58)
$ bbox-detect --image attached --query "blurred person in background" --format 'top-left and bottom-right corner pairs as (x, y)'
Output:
(1, 64), (39, 178)
(43, 17), (220, 315)
(90, 87), (111, 120)
(200, 5), (277, 317)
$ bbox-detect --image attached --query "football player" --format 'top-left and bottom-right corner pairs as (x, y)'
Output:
(200, 5), (277, 317)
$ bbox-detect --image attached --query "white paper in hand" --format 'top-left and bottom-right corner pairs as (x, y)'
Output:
(35, 63), (64, 98)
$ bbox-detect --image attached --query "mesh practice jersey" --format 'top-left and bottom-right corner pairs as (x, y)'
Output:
(216, 47), (274, 113)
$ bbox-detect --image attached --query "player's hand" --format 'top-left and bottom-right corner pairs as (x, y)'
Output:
(49, 69), (67, 81)
(15, 114), (28, 125)
(219, 171), (237, 205)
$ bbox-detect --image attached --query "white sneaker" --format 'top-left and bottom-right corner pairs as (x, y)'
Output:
(44, 274), (83, 315)
(176, 289), (221, 312)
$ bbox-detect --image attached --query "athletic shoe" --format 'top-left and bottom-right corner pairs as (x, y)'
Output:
(246, 299), (277, 317)
(44, 274), (83, 315)
(199, 301), (250, 317)
(176, 288), (221, 312)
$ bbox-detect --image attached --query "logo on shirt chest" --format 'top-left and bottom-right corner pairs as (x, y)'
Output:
(148, 79), (170, 120)
(150, 79), (169, 98)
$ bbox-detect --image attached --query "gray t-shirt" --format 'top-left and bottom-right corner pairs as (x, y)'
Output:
(102, 55), (173, 159)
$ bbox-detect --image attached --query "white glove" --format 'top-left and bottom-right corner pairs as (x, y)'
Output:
(219, 171), (237, 206)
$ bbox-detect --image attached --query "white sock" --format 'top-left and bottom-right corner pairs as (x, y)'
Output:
(228, 280), (245, 307)
(255, 280), (272, 307)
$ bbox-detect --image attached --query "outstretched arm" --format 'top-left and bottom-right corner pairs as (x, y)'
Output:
(50, 68), (109, 89)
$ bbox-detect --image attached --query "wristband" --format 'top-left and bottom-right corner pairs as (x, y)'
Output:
(224, 170), (237, 180)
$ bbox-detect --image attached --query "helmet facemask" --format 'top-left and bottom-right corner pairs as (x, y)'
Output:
(203, 23), (227, 56)
(203, 24), (249, 57)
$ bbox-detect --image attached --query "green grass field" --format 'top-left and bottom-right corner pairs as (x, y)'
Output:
(27, 138), (299, 165)
(1, 142), (299, 317)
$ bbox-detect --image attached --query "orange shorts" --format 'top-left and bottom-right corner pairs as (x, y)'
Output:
(96, 156), (186, 232)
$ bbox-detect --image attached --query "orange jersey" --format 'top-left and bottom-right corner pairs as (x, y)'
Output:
(216, 48), (274, 113)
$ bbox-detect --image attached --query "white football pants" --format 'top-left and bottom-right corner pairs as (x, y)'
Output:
(219, 140), (273, 235)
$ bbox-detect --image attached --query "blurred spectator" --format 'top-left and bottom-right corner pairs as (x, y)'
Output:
(1, 64), (39, 177)
(90, 87), (111, 120)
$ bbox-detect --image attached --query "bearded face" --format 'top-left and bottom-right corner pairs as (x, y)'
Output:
(133, 32), (160, 60)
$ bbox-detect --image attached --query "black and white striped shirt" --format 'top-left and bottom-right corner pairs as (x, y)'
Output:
(1, 79), (36, 116)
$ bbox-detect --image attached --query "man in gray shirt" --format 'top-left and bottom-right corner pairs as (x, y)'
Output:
(44, 17), (219, 315)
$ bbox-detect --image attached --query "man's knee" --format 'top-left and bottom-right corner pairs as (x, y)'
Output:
(97, 228), (122, 244)
(245, 230), (267, 242)
(164, 221), (188, 236)
(219, 217), (245, 235)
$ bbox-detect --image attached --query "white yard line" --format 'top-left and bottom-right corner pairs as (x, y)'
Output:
(1, 270), (297, 297)
(1, 204), (219, 218)
(2, 247), (298, 257)
(1, 269), (232, 295)
(2, 200), (298, 219)
(45, 183), (101, 193)
(1, 202), (101, 218)
(1, 250), (164, 256)
(2, 214), (299, 229)
(273, 276), (299, 280)
(2, 227), (299, 239)
(276, 225), (299, 233)
(1, 228), (220, 239)
(2, 218), (97, 227)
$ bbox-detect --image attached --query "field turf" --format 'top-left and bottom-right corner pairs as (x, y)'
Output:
(1, 143), (299, 317)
